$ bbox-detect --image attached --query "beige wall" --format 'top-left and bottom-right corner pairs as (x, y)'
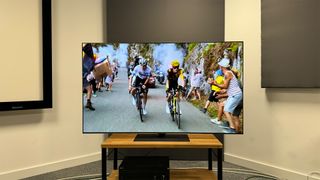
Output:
(1, 0), (320, 179)
(225, 0), (320, 179)
(0, 0), (105, 179)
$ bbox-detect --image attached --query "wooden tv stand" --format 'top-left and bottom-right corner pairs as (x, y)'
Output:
(101, 133), (223, 180)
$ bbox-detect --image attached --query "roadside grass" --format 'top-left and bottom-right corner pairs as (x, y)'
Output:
(187, 95), (218, 118)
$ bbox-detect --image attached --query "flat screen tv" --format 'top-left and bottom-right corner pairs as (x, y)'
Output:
(82, 42), (243, 134)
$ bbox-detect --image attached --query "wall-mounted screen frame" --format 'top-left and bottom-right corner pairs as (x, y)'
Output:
(0, 0), (52, 111)
(261, 0), (320, 88)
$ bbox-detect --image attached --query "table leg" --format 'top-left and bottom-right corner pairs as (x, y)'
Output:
(217, 148), (223, 180)
(102, 148), (107, 180)
(113, 148), (118, 170)
(208, 148), (212, 170)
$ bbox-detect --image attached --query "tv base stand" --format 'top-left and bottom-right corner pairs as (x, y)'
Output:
(134, 133), (189, 142)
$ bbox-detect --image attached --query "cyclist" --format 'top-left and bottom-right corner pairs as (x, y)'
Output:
(165, 59), (185, 113)
(134, 55), (141, 67)
(129, 57), (152, 115)
(127, 61), (135, 78)
(128, 56), (143, 92)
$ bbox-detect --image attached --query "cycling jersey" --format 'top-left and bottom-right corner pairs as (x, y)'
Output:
(167, 68), (183, 81)
(166, 68), (184, 91)
(132, 65), (152, 79)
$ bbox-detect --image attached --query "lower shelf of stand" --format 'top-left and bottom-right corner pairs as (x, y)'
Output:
(108, 169), (217, 180)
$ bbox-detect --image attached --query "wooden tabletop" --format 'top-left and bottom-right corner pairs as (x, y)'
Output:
(101, 134), (223, 149)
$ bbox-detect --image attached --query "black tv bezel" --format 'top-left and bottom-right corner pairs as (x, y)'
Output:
(82, 41), (244, 134)
(0, 0), (52, 111)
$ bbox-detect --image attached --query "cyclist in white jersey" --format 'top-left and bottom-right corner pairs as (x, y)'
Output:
(213, 58), (243, 133)
(128, 57), (152, 115)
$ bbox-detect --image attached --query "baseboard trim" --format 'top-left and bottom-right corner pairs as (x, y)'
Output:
(0, 152), (101, 180)
(225, 153), (307, 180)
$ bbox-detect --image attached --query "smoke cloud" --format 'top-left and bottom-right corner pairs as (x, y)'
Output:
(95, 44), (129, 67)
(152, 43), (184, 73)
(93, 43), (185, 70)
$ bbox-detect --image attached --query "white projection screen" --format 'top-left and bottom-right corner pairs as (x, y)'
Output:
(0, 0), (52, 111)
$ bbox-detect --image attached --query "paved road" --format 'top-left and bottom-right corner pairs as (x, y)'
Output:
(83, 68), (226, 133)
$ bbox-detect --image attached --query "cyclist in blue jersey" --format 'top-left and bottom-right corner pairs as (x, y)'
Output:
(128, 57), (152, 115)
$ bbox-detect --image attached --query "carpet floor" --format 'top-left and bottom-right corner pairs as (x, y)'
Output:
(23, 160), (279, 180)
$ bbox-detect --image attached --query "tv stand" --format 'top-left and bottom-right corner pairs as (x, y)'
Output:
(134, 133), (190, 142)
(101, 133), (223, 180)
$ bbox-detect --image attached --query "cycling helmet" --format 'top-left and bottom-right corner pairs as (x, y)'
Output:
(171, 59), (180, 67)
(139, 57), (147, 66)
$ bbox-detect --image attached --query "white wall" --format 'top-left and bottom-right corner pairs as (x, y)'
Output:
(224, 0), (320, 179)
(0, 0), (105, 179)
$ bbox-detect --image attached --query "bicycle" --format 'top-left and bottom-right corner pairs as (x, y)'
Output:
(168, 88), (181, 129)
(134, 84), (144, 122)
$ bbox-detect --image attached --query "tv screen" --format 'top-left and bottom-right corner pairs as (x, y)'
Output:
(83, 42), (243, 134)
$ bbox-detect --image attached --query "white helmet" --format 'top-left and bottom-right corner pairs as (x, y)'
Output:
(139, 57), (147, 66)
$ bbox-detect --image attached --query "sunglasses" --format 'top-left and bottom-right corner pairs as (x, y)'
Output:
(173, 66), (179, 69)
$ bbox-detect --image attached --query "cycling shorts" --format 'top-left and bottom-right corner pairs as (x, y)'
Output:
(132, 76), (148, 94)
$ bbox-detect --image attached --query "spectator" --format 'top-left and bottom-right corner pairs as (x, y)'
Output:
(213, 58), (243, 133)
(200, 69), (224, 114)
(105, 74), (113, 91)
(186, 69), (203, 100)
(210, 90), (228, 125)
(82, 43), (95, 111)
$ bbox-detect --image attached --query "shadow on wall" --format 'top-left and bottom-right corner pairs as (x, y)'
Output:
(0, 110), (44, 127)
(265, 88), (320, 104)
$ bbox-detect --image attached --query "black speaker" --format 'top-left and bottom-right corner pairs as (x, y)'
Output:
(119, 156), (170, 180)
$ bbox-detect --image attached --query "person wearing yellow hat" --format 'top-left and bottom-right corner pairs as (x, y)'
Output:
(165, 59), (185, 113)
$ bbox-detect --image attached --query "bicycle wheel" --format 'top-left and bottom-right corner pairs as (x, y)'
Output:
(136, 91), (143, 122)
(173, 98), (178, 124)
(176, 99), (181, 129)
(170, 98), (175, 121)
